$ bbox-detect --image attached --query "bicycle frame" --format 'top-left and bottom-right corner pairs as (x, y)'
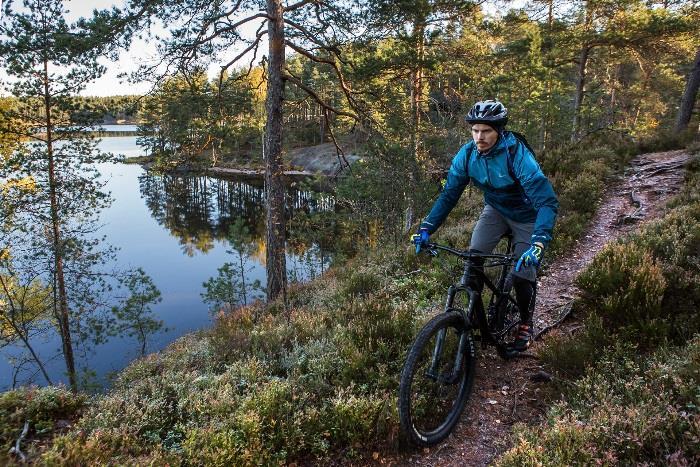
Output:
(424, 242), (518, 380)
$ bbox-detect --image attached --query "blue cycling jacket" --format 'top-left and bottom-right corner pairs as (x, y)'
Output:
(420, 131), (559, 247)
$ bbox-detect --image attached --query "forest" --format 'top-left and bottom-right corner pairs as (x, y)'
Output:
(1, 0), (699, 465)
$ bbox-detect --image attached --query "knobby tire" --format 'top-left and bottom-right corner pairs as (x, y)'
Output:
(398, 312), (476, 446)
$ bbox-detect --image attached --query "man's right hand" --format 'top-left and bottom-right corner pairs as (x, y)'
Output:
(410, 228), (430, 253)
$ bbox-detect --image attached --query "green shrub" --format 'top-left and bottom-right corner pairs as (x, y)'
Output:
(538, 313), (613, 380)
(42, 275), (416, 465)
(577, 242), (668, 347)
(343, 269), (382, 300)
(547, 211), (592, 259)
(574, 193), (700, 349)
(557, 162), (606, 214)
(538, 145), (622, 259)
(0, 386), (86, 465)
(499, 337), (700, 466)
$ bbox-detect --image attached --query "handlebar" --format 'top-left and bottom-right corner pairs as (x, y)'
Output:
(420, 242), (517, 262)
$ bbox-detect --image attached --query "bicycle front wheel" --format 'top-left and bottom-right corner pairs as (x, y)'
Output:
(398, 312), (476, 446)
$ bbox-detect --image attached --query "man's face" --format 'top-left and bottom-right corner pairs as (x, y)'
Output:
(471, 124), (498, 152)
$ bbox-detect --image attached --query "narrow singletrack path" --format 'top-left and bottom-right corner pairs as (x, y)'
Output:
(389, 149), (692, 466)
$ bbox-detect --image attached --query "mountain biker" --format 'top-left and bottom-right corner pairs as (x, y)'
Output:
(412, 99), (558, 351)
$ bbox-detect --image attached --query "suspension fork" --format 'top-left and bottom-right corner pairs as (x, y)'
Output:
(428, 284), (474, 383)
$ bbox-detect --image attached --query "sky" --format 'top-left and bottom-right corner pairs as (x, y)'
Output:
(68, 0), (156, 96)
(1, 0), (266, 97)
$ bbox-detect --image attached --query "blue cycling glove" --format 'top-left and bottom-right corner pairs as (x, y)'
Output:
(410, 228), (430, 253)
(515, 243), (544, 271)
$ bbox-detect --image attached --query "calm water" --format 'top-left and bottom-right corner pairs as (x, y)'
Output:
(1, 136), (336, 390)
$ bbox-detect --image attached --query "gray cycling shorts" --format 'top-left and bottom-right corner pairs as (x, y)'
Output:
(470, 204), (538, 283)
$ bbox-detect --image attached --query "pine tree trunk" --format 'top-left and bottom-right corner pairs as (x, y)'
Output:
(572, 5), (594, 142)
(572, 45), (591, 141)
(406, 21), (425, 231)
(264, 0), (287, 304)
(44, 58), (77, 392)
(675, 47), (700, 133)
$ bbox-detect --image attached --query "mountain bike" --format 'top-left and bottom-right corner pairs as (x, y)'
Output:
(398, 238), (523, 447)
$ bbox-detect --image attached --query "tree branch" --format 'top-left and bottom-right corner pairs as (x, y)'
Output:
(282, 68), (358, 120)
(284, 0), (318, 12)
(324, 109), (352, 175)
(219, 28), (267, 76)
(286, 41), (358, 111)
(284, 18), (333, 52)
(193, 12), (271, 47)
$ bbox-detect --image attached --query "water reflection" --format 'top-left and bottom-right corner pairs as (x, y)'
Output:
(138, 171), (338, 261)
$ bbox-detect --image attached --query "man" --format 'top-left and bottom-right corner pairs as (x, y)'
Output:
(412, 99), (558, 351)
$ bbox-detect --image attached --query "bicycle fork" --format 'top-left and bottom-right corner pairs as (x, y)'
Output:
(426, 286), (474, 385)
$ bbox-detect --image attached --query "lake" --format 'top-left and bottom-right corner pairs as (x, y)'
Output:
(1, 134), (337, 390)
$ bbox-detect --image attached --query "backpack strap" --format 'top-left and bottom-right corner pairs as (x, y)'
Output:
(507, 131), (536, 183)
(464, 141), (474, 178)
(507, 143), (517, 182)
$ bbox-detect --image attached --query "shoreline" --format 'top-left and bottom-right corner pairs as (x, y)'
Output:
(123, 157), (330, 178)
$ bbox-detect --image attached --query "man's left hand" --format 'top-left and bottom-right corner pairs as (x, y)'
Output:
(516, 243), (544, 271)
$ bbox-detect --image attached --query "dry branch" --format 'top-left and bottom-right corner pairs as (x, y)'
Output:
(534, 300), (575, 341)
(8, 420), (29, 463)
(219, 29), (268, 75)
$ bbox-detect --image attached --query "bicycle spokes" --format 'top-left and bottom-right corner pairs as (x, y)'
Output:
(410, 321), (467, 434)
(426, 328), (467, 385)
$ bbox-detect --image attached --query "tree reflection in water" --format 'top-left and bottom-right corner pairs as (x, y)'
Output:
(138, 171), (342, 282)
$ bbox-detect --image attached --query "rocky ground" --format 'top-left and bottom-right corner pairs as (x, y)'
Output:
(380, 149), (692, 466)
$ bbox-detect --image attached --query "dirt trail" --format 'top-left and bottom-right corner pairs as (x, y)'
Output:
(389, 149), (693, 466)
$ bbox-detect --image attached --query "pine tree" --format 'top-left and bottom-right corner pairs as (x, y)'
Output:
(1, 0), (115, 391)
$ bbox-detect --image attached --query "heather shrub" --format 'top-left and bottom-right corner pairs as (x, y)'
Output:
(538, 314), (612, 379)
(557, 161), (607, 214)
(499, 337), (700, 466)
(540, 146), (620, 258)
(577, 242), (668, 347)
(0, 387), (86, 465)
(43, 264), (417, 464)
(343, 269), (382, 300)
(575, 196), (700, 349)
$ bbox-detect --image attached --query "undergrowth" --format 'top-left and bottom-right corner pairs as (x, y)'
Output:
(500, 151), (700, 465)
(0, 387), (86, 465)
(499, 339), (700, 466)
(4, 136), (695, 465)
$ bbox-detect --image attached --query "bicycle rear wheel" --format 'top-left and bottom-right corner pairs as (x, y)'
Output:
(487, 272), (521, 342)
(398, 312), (476, 446)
